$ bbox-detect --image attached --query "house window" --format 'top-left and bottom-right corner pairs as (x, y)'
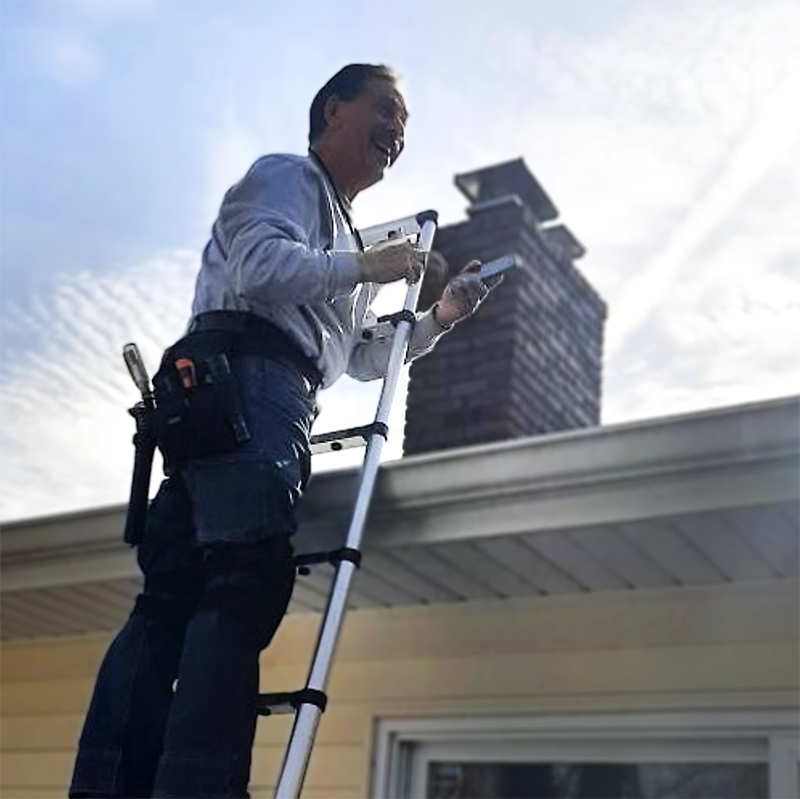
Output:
(372, 712), (798, 799)
(425, 760), (766, 798)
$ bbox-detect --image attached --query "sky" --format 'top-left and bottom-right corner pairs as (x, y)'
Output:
(1, 0), (799, 523)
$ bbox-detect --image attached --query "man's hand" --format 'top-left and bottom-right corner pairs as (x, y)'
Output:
(359, 241), (424, 285)
(433, 260), (490, 328)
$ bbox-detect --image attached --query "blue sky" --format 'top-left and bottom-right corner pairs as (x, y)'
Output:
(1, 0), (799, 521)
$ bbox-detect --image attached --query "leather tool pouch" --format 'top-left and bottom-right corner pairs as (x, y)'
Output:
(152, 331), (251, 470)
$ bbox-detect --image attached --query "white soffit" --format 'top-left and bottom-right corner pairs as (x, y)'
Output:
(1, 395), (798, 639)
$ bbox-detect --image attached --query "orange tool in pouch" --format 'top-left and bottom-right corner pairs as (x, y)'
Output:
(174, 358), (197, 389)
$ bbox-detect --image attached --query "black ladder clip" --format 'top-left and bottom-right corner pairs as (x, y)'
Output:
(377, 309), (417, 328)
(309, 421), (388, 454)
(294, 547), (362, 576)
(257, 688), (328, 717)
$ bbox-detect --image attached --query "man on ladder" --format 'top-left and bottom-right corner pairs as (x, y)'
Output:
(70, 63), (491, 799)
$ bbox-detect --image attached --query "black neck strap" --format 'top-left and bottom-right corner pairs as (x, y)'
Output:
(309, 150), (364, 252)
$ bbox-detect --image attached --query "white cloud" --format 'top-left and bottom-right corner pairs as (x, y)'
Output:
(462, 0), (799, 257)
(0, 250), (408, 522)
(0, 251), (197, 521)
(604, 63), (800, 356)
(4, 0), (799, 521)
(18, 0), (161, 87)
(29, 27), (102, 85)
(454, 0), (800, 423)
(602, 144), (800, 423)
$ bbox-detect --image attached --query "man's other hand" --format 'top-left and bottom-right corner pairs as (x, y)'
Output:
(433, 261), (491, 328)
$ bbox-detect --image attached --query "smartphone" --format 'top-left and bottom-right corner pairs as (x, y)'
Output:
(478, 255), (518, 285)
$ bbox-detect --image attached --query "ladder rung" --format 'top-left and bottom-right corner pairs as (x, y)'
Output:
(257, 692), (297, 716)
(309, 422), (387, 455)
(295, 547), (362, 575)
(257, 688), (328, 716)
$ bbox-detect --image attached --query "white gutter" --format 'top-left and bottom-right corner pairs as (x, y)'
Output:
(2, 395), (798, 593)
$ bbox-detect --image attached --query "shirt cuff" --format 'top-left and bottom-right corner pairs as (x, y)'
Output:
(417, 307), (451, 342)
(430, 303), (453, 331)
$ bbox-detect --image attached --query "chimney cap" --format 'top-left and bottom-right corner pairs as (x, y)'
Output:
(454, 158), (559, 222)
(540, 223), (586, 260)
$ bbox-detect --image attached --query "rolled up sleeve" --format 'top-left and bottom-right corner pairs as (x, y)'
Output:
(346, 307), (448, 382)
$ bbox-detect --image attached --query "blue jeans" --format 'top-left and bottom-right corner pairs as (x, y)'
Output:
(70, 353), (317, 798)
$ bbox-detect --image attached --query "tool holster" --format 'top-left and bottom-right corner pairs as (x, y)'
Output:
(124, 400), (158, 546)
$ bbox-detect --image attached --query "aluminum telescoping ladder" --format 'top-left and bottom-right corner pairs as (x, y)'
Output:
(256, 210), (440, 798)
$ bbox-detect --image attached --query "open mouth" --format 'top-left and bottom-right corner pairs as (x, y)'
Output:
(372, 140), (393, 166)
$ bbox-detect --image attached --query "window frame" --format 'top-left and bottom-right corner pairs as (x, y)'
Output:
(370, 710), (798, 799)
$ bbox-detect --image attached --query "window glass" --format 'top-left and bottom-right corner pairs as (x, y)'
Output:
(427, 761), (768, 799)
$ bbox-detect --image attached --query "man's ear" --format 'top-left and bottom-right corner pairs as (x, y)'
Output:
(324, 95), (344, 130)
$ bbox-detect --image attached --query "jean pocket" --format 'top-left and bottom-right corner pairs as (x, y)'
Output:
(183, 458), (305, 542)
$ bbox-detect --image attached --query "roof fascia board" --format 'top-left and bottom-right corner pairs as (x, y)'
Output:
(2, 396), (798, 589)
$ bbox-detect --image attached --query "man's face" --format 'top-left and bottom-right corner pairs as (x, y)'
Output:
(329, 78), (408, 192)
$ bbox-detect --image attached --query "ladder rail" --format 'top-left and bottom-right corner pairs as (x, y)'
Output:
(273, 212), (438, 799)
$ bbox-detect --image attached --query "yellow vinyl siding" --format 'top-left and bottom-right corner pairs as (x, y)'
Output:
(0, 792), (66, 799)
(2, 581), (798, 797)
(1, 714), (84, 751)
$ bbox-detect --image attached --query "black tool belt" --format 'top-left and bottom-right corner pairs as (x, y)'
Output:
(188, 311), (322, 389)
(152, 311), (321, 470)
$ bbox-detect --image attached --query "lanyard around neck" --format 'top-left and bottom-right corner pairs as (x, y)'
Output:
(309, 150), (365, 252)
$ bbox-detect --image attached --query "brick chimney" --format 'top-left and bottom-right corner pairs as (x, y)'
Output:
(403, 158), (607, 456)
